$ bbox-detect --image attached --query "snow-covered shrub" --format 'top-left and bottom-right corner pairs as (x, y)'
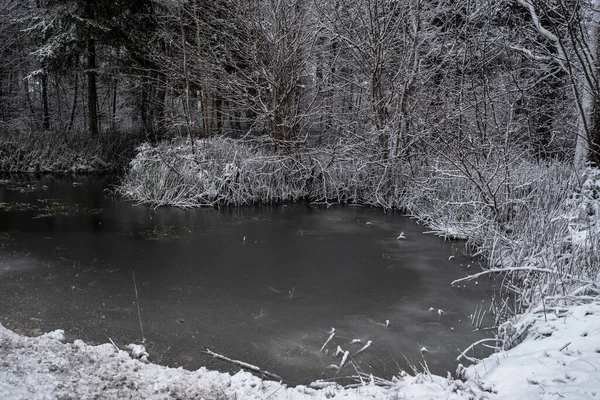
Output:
(406, 159), (600, 331)
(118, 137), (412, 209)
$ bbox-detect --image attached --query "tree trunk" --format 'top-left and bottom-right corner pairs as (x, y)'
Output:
(55, 76), (62, 130)
(41, 72), (50, 130)
(573, 1), (600, 169)
(154, 71), (167, 135)
(140, 74), (149, 131)
(111, 78), (117, 131)
(201, 89), (212, 138)
(589, 95), (600, 167)
(67, 74), (78, 133)
(87, 37), (98, 136)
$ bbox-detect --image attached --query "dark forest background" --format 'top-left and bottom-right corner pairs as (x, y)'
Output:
(2, 0), (599, 167)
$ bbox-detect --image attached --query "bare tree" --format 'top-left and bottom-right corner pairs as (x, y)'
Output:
(513, 0), (600, 167)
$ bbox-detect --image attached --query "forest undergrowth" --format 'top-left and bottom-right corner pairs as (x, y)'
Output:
(0, 130), (147, 173)
(119, 137), (600, 361)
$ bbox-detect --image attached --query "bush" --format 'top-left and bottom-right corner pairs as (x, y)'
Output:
(118, 137), (412, 208)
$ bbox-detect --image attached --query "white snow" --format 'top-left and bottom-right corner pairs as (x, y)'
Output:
(40, 329), (65, 343)
(463, 301), (600, 399)
(126, 343), (149, 363)
(0, 323), (485, 400)
(3, 299), (598, 399)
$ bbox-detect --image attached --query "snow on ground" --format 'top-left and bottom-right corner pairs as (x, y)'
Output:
(462, 301), (600, 399)
(0, 323), (485, 400)
(2, 302), (600, 399)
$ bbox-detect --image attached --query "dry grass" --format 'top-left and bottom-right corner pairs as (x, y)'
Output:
(0, 130), (145, 173)
(118, 138), (412, 209)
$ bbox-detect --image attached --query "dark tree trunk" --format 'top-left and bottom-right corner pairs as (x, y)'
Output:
(87, 37), (98, 136)
(140, 74), (149, 131)
(67, 74), (78, 133)
(589, 95), (600, 167)
(154, 71), (167, 135)
(55, 76), (62, 129)
(111, 78), (117, 131)
(41, 72), (50, 130)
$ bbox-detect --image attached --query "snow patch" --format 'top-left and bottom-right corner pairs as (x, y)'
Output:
(40, 329), (66, 343)
(126, 343), (149, 363)
(0, 323), (487, 400)
(464, 301), (600, 399)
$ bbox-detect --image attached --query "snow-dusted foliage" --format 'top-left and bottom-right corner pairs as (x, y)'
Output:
(409, 160), (600, 330)
(118, 137), (411, 208)
(0, 131), (143, 173)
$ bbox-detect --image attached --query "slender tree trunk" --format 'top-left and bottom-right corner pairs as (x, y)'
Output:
(87, 37), (98, 136)
(41, 72), (50, 130)
(154, 71), (167, 135)
(23, 73), (35, 130)
(140, 74), (149, 131)
(215, 94), (222, 135)
(589, 98), (600, 166)
(179, 7), (195, 153)
(201, 89), (212, 138)
(68, 74), (78, 133)
(55, 76), (62, 130)
(111, 78), (117, 131)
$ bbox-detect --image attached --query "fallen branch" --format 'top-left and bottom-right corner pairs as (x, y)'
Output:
(451, 267), (565, 286)
(204, 348), (284, 382)
(456, 338), (502, 362)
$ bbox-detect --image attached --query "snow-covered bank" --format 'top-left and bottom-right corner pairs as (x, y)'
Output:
(2, 300), (600, 399)
(0, 323), (484, 400)
(464, 301), (600, 399)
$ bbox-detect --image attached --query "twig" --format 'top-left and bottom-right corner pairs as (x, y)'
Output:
(456, 338), (502, 362)
(132, 270), (145, 342)
(451, 267), (571, 286)
(204, 348), (284, 382)
(559, 342), (571, 351)
(106, 336), (119, 352)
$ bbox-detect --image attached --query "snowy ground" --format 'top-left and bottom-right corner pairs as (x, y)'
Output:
(465, 301), (600, 399)
(0, 324), (485, 400)
(1, 300), (599, 399)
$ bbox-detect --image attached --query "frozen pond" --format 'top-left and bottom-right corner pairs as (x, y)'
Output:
(0, 175), (493, 385)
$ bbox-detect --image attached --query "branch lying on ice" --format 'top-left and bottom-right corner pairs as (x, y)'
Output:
(204, 348), (284, 382)
(456, 338), (502, 362)
(451, 266), (583, 286)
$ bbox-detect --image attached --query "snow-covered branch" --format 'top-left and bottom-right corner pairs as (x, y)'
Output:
(514, 0), (567, 70)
